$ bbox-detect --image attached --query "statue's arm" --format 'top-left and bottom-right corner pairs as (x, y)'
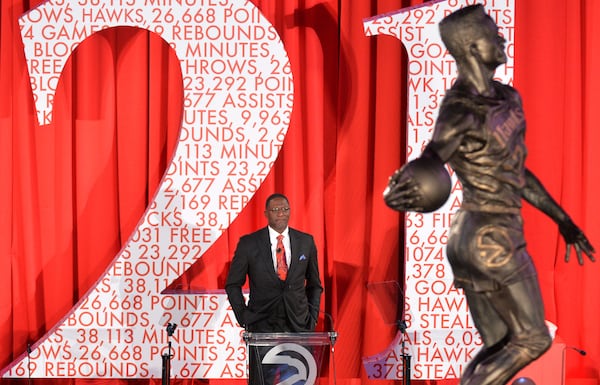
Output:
(522, 169), (569, 223)
(522, 169), (595, 264)
(383, 103), (473, 212)
(425, 103), (475, 163)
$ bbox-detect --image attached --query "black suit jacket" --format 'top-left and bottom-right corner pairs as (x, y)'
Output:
(225, 227), (323, 332)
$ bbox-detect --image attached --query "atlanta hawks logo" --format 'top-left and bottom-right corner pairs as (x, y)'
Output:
(262, 343), (318, 385)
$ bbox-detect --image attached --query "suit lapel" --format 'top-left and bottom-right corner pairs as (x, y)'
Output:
(287, 229), (300, 274)
(258, 227), (280, 280)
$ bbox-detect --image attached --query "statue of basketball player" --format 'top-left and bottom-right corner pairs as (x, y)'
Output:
(383, 4), (595, 385)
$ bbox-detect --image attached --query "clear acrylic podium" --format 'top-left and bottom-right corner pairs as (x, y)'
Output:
(243, 332), (337, 385)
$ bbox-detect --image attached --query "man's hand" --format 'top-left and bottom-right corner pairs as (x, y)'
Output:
(559, 219), (596, 265)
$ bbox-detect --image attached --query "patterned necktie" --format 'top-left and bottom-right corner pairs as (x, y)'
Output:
(276, 234), (287, 280)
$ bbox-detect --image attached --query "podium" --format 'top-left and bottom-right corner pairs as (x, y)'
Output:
(243, 332), (337, 385)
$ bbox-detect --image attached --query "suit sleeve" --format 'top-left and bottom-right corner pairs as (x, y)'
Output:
(305, 237), (323, 327)
(225, 238), (249, 328)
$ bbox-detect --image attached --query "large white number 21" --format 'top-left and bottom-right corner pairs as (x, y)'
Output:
(3, 0), (292, 379)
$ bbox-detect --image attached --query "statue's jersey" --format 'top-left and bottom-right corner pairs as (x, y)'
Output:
(435, 81), (527, 212)
(431, 81), (537, 291)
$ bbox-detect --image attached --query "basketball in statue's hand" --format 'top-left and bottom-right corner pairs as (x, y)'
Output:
(393, 156), (452, 213)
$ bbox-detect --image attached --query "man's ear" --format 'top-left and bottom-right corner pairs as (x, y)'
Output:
(469, 42), (481, 59)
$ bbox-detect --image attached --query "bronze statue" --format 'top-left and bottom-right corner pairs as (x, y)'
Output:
(383, 4), (595, 385)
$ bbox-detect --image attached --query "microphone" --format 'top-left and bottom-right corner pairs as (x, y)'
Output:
(308, 303), (336, 334)
(567, 346), (587, 356)
(276, 248), (282, 253)
(321, 310), (336, 334)
(166, 323), (177, 336)
(397, 320), (408, 334)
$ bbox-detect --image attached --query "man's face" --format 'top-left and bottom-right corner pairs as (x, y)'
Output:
(471, 17), (507, 69)
(265, 197), (290, 233)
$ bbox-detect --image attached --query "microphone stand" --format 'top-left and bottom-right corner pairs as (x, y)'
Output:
(162, 323), (177, 385)
(326, 318), (338, 385)
(309, 303), (338, 385)
(398, 320), (411, 385)
(27, 343), (32, 385)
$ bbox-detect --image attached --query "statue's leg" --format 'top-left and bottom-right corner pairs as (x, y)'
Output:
(460, 288), (509, 381)
(460, 277), (552, 385)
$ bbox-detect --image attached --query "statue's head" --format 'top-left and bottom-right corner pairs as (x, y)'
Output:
(439, 4), (494, 60)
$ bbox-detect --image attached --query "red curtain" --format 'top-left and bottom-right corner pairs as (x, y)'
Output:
(515, 0), (600, 380)
(1, 0), (599, 384)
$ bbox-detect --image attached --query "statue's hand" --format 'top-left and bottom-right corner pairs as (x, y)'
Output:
(559, 219), (596, 265)
(383, 168), (425, 212)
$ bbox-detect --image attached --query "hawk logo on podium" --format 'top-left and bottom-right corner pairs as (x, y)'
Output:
(262, 343), (318, 385)
(243, 332), (336, 385)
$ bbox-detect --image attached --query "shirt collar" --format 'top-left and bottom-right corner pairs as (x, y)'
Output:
(268, 226), (289, 240)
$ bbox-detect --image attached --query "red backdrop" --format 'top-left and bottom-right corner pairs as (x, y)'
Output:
(1, 0), (599, 384)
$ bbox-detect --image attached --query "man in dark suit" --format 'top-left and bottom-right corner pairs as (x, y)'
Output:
(226, 193), (322, 332)
(226, 193), (323, 384)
